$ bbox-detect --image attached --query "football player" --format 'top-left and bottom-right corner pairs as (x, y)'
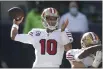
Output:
(10, 7), (73, 68)
(66, 32), (102, 68)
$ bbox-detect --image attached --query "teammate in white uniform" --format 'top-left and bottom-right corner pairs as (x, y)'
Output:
(66, 32), (102, 68)
(10, 7), (73, 68)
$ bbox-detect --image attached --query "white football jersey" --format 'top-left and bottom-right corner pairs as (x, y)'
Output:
(66, 49), (95, 67)
(14, 28), (73, 67)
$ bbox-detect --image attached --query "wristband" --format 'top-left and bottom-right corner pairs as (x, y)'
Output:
(12, 23), (19, 30)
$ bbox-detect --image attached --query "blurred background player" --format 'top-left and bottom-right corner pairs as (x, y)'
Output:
(59, 1), (88, 49)
(10, 7), (73, 68)
(23, 1), (44, 34)
(66, 32), (102, 68)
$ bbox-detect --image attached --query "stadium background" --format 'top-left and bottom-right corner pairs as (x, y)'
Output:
(0, 1), (102, 68)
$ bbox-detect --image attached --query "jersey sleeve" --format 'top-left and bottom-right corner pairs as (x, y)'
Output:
(66, 50), (75, 61)
(61, 28), (73, 45)
(14, 29), (34, 44)
(66, 49), (83, 62)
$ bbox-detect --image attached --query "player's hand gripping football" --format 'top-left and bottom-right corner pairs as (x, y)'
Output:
(61, 19), (69, 32)
(13, 17), (24, 25)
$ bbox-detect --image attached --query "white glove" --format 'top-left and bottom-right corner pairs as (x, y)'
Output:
(92, 51), (102, 68)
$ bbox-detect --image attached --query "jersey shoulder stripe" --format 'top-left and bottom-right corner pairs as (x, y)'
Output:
(64, 28), (73, 43)
(65, 28), (72, 37)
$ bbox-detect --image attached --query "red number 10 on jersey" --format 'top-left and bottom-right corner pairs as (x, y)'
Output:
(40, 39), (57, 55)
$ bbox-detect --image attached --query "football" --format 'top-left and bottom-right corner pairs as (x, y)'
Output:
(8, 7), (24, 21)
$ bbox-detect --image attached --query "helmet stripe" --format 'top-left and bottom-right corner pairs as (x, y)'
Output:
(49, 8), (52, 13)
(89, 33), (94, 41)
(91, 32), (95, 40)
(93, 32), (99, 40)
(54, 9), (56, 14)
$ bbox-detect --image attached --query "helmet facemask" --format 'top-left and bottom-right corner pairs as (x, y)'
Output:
(42, 15), (59, 30)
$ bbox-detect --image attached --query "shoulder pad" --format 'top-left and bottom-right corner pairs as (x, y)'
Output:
(28, 28), (45, 36)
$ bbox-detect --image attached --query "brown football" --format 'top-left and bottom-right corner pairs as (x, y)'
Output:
(8, 7), (24, 21)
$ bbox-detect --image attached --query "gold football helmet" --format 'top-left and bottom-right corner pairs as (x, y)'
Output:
(81, 32), (101, 48)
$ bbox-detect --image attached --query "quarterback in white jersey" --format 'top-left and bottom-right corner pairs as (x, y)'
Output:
(10, 7), (73, 67)
(66, 32), (102, 68)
